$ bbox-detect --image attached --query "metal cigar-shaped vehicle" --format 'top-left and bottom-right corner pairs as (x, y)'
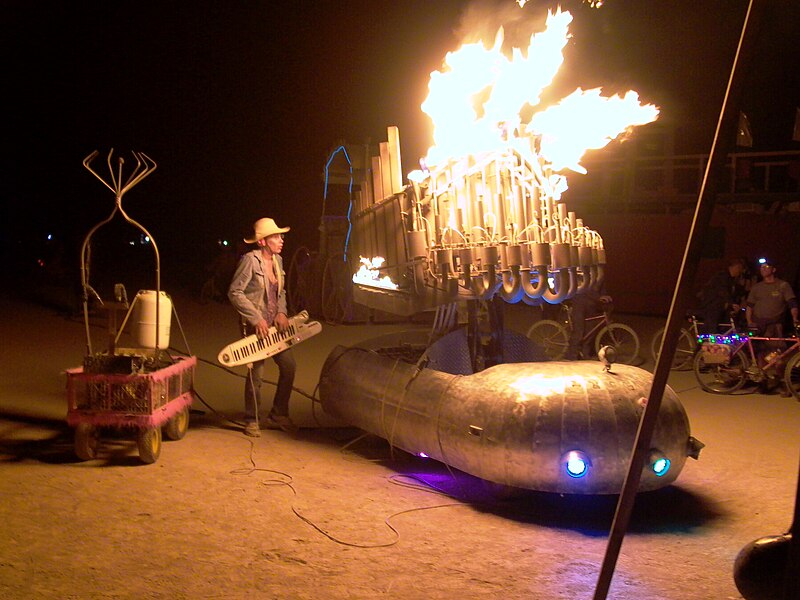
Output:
(319, 329), (702, 495)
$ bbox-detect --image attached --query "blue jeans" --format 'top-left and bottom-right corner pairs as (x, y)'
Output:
(244, 348), (296, 423)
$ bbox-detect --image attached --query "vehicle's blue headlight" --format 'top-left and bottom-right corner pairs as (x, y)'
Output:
(563, 450), (591, 478)
(649, 450), (671, 477)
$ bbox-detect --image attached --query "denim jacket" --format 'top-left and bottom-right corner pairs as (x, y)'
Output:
(227, 249), (287, 328)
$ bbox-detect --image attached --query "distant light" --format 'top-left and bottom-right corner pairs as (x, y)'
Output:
(46, 234), (53, 241)
(417, 452), (429, 459)
(649, 451), (671, 477)
(562, 450), (591, 478)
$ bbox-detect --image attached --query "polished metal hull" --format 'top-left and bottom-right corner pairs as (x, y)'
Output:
(319, 345), (698, 494)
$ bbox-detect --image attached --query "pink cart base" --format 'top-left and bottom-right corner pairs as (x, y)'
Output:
(65, 355), (197, 429)
(66, 392), (194, 429)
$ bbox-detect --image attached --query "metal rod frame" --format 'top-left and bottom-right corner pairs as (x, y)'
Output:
(80, 149), (160, 357)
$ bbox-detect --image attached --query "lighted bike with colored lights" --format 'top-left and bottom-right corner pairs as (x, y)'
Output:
(692, 329), (800, 398)
(649, 313), (738, 371)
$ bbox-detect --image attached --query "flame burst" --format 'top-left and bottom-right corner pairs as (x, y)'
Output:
(519, 0), (603, 6)
(352, 256), (399, 289)
(418, 7), (657, 185)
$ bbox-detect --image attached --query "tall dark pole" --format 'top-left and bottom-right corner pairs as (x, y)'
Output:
(592, 2), (766, 598)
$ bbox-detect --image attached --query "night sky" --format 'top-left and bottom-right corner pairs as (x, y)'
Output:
(3, 0), (798, 284)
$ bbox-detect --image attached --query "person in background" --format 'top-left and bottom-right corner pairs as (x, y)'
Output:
(745, 258), (799, 396)
(733, 257), (758, 328)
(228, 217), (298, 437)
(697, 257), (746, 335)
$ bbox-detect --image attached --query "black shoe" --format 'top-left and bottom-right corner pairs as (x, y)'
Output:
(264, 414), (299, 435)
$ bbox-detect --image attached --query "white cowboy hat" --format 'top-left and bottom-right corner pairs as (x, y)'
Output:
(244, 217), (290, 244)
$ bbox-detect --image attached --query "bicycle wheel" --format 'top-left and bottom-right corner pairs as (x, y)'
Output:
(595, 323), (640, 365)
(693, 349), (749, 394)
(650, 327), (696, 370)
(783, 352), (800, 400)
(526, 319), (569, 360)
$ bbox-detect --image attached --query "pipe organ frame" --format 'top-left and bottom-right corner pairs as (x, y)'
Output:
(348, 127), (606, 316)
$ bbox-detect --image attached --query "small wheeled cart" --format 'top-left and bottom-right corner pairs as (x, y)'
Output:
(66, 354), (196, 463)
(68, 148), (198, 463)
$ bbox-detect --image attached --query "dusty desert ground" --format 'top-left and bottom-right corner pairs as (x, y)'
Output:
(1, 287), (798, 600)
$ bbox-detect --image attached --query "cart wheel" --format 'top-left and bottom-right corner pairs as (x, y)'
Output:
(74, 423), (99, 461)
(163, 406), (190, 441)
(137, 427), (162, 464)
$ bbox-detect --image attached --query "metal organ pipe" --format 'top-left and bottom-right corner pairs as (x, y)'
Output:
(519, 242), (550, 300)
(469, 246), (501, 299)
(498, 244), (525, 303)
(351, 132), (604, 315)
(405, 229), (427, 296)
(577, 245), (596, 295)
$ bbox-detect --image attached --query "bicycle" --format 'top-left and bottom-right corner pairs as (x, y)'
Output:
(650, 313), (738, 371)
(692, 328), (800, 398)
(526, 300), (640, 364)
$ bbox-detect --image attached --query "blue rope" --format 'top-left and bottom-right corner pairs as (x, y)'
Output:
(323, 145), (353, 263)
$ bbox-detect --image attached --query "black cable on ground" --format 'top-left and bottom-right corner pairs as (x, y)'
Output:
(218, 428), (470, 549)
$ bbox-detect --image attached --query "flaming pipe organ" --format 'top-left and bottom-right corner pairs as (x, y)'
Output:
(348, 127), (605, 316)
(317, 10), (689, 499)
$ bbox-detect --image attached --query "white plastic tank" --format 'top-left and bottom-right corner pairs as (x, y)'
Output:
(132, 290), (172, 349)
